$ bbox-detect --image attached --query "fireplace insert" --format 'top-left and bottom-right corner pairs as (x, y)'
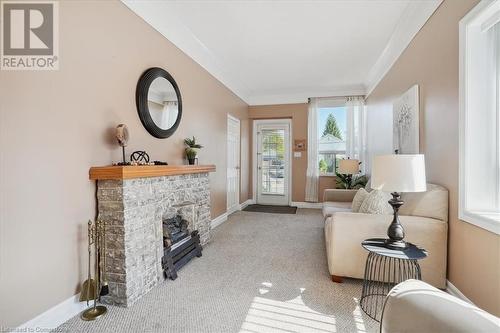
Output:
(162, 214), (202, 280)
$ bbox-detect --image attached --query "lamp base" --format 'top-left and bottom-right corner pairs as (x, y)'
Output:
(386, 192), (407, 249)
(384, 239), (408, 250)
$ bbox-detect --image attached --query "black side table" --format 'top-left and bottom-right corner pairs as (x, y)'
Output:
(360, 238), (427, 322)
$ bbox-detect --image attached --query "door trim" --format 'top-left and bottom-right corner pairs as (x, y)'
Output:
(227, 114), (241, 214)
(252, 119), (293, 206)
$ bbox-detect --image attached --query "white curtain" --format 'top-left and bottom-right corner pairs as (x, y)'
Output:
(345, 96), (367, 173)
(305, 98), (319, 202)
(162, 101), (178, 128)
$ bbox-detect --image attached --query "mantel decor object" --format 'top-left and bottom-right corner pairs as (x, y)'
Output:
(371, 154), (426, 249)
(130, 151), (150, 164)
(184, 136), (203, 165)
(115, 124), (129, 165)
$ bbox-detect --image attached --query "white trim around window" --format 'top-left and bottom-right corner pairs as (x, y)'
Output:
(459, 0), (500, 235)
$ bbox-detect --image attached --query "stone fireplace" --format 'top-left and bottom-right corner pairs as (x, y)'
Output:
(90, 165), (216, 307)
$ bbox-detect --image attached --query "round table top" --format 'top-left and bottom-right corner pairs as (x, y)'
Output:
(362, 238), (428, 260)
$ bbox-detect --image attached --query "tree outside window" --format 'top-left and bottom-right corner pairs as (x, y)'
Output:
(323, 114), (343, 140)
(318, 107), (346, 174)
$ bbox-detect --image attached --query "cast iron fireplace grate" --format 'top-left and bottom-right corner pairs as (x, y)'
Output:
(162, 214), (202, 280)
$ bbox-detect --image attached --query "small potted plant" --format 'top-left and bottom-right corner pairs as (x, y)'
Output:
(184, 136), (203, 165)
(335, 172), (368, 189)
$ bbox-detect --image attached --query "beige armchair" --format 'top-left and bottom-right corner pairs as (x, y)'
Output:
(381, 280), (500, 332)
(323, 184), (449, 289)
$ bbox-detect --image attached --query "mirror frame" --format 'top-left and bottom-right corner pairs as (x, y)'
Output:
(136, 67), (182, 139)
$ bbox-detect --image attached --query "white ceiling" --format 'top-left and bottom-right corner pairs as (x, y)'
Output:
(123, 0), (442, 105)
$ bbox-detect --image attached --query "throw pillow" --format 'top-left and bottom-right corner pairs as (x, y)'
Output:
(358, 190), (392, 215)
(351, 188), (369, 212)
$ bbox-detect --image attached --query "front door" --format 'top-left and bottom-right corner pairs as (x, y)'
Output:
(255, 120), (291, 206)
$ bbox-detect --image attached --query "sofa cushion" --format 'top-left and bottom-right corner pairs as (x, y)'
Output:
(323, 189), (358, 202)
(358, 190), (392, 214)
(399, 183), (449, 222)
(351, 188), (369, 212)
(323, 201), (352, 217)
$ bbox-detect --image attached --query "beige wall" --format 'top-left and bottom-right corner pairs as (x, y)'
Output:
(366, 0), (500, 316)
(0, 0), (249, 328)
(248, 104), (335, 202)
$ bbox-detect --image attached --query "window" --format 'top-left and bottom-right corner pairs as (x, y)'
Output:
(318, 106), (347, 175)
(261, 129), (285, 194)
(459, 0), (500, 235)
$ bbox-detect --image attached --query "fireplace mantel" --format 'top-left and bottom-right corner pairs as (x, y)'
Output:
(89, 165), (216, 180)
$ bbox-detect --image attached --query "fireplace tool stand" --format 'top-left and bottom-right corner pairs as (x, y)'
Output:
(80, 219), (108, 321)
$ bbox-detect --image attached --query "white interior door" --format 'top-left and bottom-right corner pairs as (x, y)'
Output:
(227, 115), (240, 214)
(255, 120), (291, 206)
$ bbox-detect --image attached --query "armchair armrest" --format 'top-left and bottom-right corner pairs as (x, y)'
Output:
(381, 280), (500, 333)
(323, 189), (358, 202)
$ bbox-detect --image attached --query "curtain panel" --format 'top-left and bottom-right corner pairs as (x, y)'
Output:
(305, 98), (319, 202)
(305, 96), (367, 202)
(345, 96), (367, 174)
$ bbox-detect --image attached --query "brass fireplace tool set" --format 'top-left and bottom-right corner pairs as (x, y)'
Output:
(79, 219), (109, 321)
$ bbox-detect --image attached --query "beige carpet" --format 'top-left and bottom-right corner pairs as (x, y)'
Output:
(58, 209), (378, 333)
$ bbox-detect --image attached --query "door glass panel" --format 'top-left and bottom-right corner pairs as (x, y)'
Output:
(261, 129), (285, 195)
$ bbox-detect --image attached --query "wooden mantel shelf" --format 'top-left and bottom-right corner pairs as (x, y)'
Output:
(89, 165), (216, 180)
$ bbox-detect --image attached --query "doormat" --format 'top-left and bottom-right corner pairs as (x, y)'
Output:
(243, 205), (297, 214)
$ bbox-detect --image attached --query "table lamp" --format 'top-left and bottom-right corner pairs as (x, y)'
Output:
(338, 159), (360, 174)
(371, 154), (426, 249)
(338, 159), (360, 187)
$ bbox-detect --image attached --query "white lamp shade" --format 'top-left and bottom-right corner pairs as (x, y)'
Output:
(338, 159), (359, 174)
(371, 154), (427, 192)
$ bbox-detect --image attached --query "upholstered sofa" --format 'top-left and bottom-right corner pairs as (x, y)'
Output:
(323, 184), (449, 289)
(381, 280), (500, 332)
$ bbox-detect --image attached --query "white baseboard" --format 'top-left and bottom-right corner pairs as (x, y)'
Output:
(227, 205), (239, 215)
(213, 199), (254, 229)
(16, 294), (87, 331)
(291, 201), (323, 209)
(239, 199), (254, 210)
(211, 212), (228, 229)
(446, 280), (474, 305)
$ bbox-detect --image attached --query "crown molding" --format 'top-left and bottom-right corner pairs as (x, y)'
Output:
(123, 0), (441, 105)
(247, 85), (366, 106)
(364, 0), (443, 97)
(121, 0), (252, 104)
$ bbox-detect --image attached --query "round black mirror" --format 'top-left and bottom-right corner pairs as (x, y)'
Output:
(136, 67), (182, 138)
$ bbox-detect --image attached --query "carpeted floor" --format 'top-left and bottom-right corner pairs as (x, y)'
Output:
(58, 209), (378, 333)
